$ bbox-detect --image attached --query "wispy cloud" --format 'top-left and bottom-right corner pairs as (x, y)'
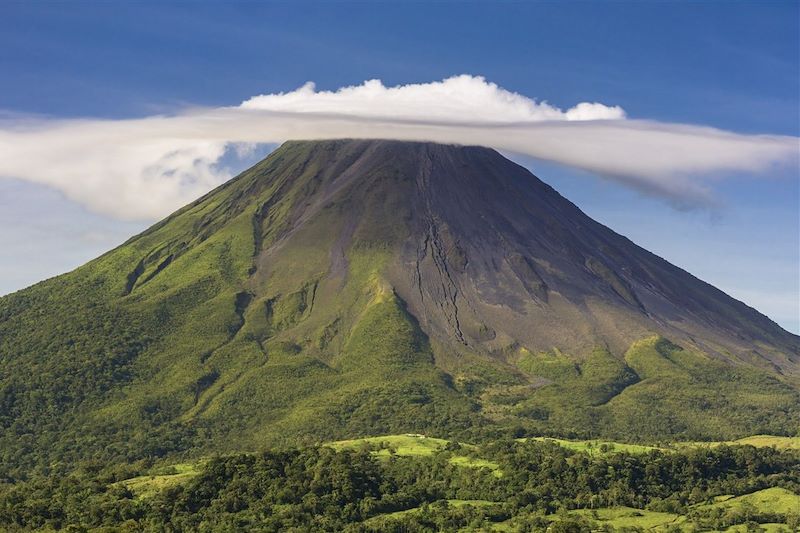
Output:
(0, 75), (796, 220)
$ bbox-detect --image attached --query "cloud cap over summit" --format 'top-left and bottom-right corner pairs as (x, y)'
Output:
(0, 76), (797, 219)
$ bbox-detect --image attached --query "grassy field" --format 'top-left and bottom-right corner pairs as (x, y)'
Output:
(327, 433), (450, 456)
(119, 461), (203, 499)
(566, 506), (680, 529)
(687, 435), (800, 451)
(524, 434), (800, 456)
(447, 455), (503, 477)
(525, 436), (662, 455)
(328, 433), (503, 476)
(366, 499), (501, 524)
(528, 488), (800, 532)
(698, 487), (800, 515)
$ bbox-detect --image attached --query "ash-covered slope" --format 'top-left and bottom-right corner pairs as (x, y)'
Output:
(315, 140), (796, 369)
(0, 139), (797, 474)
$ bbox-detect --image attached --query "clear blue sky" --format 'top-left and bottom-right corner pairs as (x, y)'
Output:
(1, 1), (798, 332)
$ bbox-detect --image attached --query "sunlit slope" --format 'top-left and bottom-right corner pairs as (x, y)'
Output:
(493, 336), (799, 440)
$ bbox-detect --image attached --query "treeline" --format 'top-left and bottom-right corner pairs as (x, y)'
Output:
(0, 440), (798, 531)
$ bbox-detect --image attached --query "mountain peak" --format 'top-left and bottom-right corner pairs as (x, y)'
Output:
(281, 137), (496, 152)
(1, 138), (798, 472)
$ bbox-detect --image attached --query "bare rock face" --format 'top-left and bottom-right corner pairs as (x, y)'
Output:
(245, 139), (796, 371)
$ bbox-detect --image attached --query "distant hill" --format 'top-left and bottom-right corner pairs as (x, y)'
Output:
(1, 139), (797, 475)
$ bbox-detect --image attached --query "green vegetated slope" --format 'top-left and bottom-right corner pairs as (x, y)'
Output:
(0, 141), (479, 477)
(0, 139), (798, 481)
(496, 336), (800, 442)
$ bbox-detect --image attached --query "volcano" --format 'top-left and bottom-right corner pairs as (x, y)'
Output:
(1, 139), (798, 471)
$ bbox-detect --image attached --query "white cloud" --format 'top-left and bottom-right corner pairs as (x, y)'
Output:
(240, 75), (626, 122)
(0, 75), (797, 220)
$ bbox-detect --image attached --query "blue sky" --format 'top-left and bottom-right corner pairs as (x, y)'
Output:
(1, 1), (798, 332)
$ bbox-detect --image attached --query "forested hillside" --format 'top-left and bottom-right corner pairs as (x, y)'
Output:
(1, 437), (797, 531)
